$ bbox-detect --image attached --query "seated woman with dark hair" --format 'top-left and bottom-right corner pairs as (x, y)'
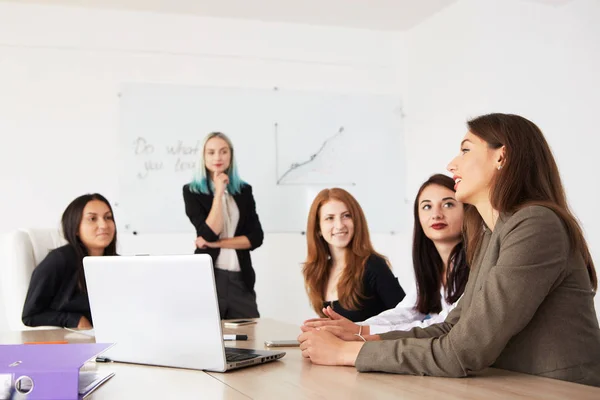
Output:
(22, 193), (118, 328)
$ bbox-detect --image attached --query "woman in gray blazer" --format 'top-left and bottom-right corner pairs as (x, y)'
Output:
(298, 113), (600, 387)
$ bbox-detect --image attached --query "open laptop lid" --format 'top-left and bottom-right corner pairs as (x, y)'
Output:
(84, 254), (227, 371)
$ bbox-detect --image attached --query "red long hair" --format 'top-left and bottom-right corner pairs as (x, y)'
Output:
(302, 188), (389, 316)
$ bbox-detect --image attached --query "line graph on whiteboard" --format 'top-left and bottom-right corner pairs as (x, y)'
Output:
(274, 123), (358, 186)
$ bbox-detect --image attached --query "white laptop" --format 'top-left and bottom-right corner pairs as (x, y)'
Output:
(83, 254), (285, 372)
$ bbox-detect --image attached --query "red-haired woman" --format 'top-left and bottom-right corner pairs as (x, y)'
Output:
(302, 188), (405, 322)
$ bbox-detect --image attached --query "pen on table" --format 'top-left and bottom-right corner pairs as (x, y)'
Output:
(223, 334), (248, 341)
(24, 340), (68, 345)
(95, 356), (112, 363)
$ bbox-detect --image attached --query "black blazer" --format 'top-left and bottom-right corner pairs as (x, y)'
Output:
(323, 254), (406, 322)
(22, 244), (93, 328)
(182, 183), (264, 292)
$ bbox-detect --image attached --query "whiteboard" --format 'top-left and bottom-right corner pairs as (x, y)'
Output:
(117, 83), (406, 234)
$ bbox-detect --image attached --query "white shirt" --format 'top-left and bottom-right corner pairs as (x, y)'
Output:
(360, 287), (459, 335)
(215, 192), (241, 272)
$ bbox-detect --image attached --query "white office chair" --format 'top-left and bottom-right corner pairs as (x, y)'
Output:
(0, 229), (66, 331)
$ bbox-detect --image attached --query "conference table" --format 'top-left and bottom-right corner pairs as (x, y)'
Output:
(1, 319), (599, 399)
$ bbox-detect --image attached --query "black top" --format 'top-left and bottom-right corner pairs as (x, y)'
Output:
(183, 183), (264, 292)
(22, 244), (92, 328)
(323, 254), (406, 322)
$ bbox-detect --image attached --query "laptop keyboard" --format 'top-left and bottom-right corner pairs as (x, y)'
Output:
(225, 347), (260, 362)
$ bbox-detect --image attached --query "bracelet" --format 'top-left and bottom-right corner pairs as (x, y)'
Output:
(354, 333), (366, 342)
(354, 325), (366, 342)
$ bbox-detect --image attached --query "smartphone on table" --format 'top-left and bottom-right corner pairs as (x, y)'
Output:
(264, 340), (300, 347)
(223, 319), (257, 328)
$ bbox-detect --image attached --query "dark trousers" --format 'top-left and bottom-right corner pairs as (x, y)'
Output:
(213, 268), (260, 319)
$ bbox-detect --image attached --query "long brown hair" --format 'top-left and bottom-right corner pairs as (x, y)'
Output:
(413, 174), (469, 314)
(302, 188), (388, 316)
(464, 113), (596, 290)
(61, 193), (118, 293)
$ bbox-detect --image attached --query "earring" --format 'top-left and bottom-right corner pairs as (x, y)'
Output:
(497, 165), (503, 170)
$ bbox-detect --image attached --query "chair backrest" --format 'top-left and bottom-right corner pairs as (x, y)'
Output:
(0, 229), (66, 331)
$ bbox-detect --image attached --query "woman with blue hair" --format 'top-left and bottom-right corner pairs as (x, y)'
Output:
(183, 132), (263, 319)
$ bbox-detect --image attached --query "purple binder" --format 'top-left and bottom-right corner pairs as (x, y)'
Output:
(0, 343), (114, 400)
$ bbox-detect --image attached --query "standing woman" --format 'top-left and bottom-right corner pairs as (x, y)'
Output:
(22, 193), (118, 328)
(183, 132), (263, 319)
(302, 188), (406, 322)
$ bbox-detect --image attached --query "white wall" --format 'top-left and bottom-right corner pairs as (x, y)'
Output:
(0, 3), (413, 328)
(400, 0), (600, 314)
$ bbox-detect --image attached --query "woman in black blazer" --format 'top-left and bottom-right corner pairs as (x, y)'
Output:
(22, 193), (118, 328)
(183, 132), (263, 319)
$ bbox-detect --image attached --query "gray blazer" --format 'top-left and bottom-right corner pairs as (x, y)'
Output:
(356, 206), (600, 387)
